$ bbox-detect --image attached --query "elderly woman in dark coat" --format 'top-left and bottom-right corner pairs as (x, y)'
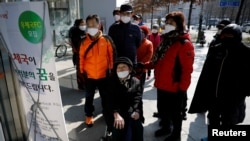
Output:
(107, 57), (144, 141)
(189, 24), (250, 126)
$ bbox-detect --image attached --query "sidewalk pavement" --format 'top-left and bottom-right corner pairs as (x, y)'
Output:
(55, 44), (250, 141)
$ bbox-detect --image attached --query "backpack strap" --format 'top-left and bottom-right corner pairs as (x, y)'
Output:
(83, 37), (100, 59)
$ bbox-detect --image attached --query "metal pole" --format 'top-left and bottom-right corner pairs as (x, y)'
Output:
(76, 0), (80, 19)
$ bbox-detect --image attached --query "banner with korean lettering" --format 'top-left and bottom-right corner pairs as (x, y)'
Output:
(0, 1), (68, 141)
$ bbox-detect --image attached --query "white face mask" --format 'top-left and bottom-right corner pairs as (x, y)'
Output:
(117, 71), (129, 79)
(87, 28), (99, 36)
(121, 16), (131, 24)
(114, 15), (120, 21)
(165, 24), (176, 33)
(152, 29), (158, 33)
(79, 25), (86, 31)
(133, 20), (139, 25)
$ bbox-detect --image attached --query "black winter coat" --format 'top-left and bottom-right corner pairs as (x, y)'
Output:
(189, 42), (250, 124)
(108, 76), (145, 123)
(69, 26), (86, 51)
(108, 22), (141, 64)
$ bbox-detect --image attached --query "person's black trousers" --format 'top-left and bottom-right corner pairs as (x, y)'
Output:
(74, 53), (85, 90)
(84, 78), (113, 131)
(157, 89), (186, 137)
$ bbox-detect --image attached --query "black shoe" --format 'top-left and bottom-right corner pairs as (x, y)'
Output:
(182, 114), (187, 120)
(155, 127), (171, 137)
(182, 110), (187, 120)
(164, 135), (181, 141)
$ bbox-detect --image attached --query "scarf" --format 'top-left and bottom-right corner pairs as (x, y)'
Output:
(151, 30), (181, 64)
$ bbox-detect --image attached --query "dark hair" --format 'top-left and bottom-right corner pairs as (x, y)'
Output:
(113, 10), (120, 16)
(74, 19), (83, 26)
(165, 11), (186, 31)
(86, 14), (100, 24)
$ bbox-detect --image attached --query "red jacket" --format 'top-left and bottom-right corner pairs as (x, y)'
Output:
(148, 33), (161, 53)
(137, 38), (153, 73)
(154, 33), (194, 93)
(137, 39), (153, 64)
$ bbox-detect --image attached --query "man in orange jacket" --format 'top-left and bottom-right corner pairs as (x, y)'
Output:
(136, 25), (153, 88)
(79, 14), (115, 135)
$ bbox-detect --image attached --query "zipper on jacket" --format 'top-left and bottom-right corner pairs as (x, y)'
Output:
(215, 49), (228, 98)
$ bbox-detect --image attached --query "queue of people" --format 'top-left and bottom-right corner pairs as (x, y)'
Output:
(66, 3), (249, 141)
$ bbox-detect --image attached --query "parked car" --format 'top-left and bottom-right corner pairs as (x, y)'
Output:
(242, 23), (250, 33)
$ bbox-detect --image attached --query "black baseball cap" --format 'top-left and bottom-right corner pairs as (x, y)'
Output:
(217, 20), (231, 29)
(120, 4), (133, 13)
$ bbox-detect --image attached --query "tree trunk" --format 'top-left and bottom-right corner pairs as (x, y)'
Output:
(235, 0), (245, 24)
(187, 0), (194, 30)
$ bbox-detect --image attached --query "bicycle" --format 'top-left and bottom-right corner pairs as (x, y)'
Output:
(55, 31), (72, 58)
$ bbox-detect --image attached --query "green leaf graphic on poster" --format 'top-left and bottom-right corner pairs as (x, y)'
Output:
(18, 11), (44, 44)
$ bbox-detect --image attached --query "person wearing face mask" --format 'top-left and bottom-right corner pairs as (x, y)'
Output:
(132, 14), (140, 25)
(79, 15), (116, 135)
(189, 24), (250, 128)
(132, 14), (144, 26)
(112, 7), (120, 25)
(136, 25), (153, 89)
(209, 20), (231, 48)
(142, 11), (195, 141)
(107, 57), (144, 141)
(68, 19), (86, 90)
(108, 4), (141, 65)
(147, 24), (162, 80)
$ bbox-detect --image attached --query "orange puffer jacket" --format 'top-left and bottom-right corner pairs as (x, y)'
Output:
(79, 32), (114, 79)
